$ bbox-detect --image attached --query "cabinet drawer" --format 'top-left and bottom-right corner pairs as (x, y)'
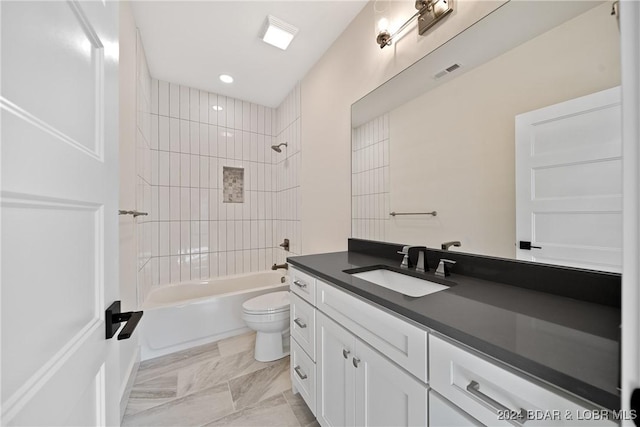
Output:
(429, 335), (615, 427)
(291, 292), (316, 360)
(429, 390), (483, 427)
(291, 338), (316, 415)
(290, 266), (316, 305)
(316, 280), (428, 383)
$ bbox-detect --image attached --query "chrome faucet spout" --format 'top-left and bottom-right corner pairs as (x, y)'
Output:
(441, 241), (461, 250)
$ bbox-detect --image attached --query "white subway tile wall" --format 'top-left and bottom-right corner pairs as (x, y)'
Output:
(136, 31), (154, 305)
(351, 114), (390, 241)
(136, 80), (302, 294)
(273, 84), (302, 264)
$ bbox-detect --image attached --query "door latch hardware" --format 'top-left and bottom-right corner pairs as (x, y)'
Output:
(631, 388), (640, 427)
(105, 301), (143, 340)
(519, 241), (542, 250)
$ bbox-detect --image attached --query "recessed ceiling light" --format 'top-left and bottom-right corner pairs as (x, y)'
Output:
(261, 15), (298, 50)
(212, 105), (223, 111)
(219, 74), (234, 84)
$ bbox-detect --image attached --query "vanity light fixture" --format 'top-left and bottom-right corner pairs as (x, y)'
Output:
(212, 105), (223, 111)
(219, 74), (234, 84)
(376, 0), (453, 49)
(261, 15), (299, 50)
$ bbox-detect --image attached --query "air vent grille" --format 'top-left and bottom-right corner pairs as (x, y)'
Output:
(434, 63), (462, 79)
(446, 63), (460, 72)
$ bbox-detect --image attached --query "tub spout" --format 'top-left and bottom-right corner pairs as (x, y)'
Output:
(272, 263), (288, 270)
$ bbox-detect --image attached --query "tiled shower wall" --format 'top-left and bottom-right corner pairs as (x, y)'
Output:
(273, 84), (302, 264)
(135, 32), (154, 302)
(351, 113), (389, 241)
(146, 79), (281, 291)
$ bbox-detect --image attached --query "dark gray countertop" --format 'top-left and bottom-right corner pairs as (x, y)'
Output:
(287, 251), (620, 411)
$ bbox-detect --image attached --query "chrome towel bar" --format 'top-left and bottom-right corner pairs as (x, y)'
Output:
(390, 211), (437, 217)
(119, 210), (148, 217)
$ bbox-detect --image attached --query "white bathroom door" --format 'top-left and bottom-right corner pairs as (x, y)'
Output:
(515, 87), (622, 272)
(621, 0), (640, 422)
(1, 1), (120, 425)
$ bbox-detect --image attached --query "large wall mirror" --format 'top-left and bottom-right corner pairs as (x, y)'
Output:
(351, 1), (621, 271)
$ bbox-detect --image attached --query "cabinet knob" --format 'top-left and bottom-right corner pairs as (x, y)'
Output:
(343, 349), (350, 359)
(352, 356), (361, 368)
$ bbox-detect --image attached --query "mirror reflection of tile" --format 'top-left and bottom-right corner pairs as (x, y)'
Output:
(223, 167), (244, 203)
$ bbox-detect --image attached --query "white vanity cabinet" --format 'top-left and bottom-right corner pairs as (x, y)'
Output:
(429, 335), (617, 427)
(290, 264), (615, 427)
(429, 390), (483, 426)
(289, 267), (318, 414)
(316, 312), (428, 427)
(290, 265), (428, 427)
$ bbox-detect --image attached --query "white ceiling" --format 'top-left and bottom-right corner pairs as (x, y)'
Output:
(131, 1), (368, 108)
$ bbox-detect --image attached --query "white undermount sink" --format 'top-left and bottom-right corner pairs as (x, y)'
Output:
(350, 269), (449, 297)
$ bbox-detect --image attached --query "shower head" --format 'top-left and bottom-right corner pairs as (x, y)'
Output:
(271, 142), (288, 153)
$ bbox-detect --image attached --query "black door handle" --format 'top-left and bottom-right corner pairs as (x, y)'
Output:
(519, 241), (542, 250)
(631, 388), (640, 426)
(105, 301), (143, 340)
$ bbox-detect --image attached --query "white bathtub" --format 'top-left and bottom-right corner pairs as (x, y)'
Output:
(139, 270), (288, 360)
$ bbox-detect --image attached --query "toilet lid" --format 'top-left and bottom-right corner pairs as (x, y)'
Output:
(242, 291), (290, 314)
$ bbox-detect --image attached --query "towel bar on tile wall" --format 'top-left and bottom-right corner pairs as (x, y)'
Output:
(119, 210), (148, 217)
(389, 211), (437, 217)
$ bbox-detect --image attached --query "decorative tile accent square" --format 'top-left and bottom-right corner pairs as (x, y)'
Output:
(223, 167), (244, 203)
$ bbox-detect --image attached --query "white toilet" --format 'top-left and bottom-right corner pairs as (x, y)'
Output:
(241, 291), (290, 362)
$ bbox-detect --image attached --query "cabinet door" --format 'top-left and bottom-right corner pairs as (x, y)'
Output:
(316, 312), (356, 427)
(429, 390), (483, 427)
(354, 340), (428, 427)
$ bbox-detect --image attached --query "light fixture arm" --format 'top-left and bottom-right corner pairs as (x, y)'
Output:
(377, 0), (452, 49)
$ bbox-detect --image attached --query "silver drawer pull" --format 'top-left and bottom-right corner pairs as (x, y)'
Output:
(352, 357), (360, 368)
(293, 280), (307, 289)
(294, 365), (307, 380)
(294, 318), (307, 328)
(343, 349), (350, 359)
(466, 381), (527, 424)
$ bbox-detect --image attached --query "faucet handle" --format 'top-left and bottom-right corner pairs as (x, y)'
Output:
(398, 246), (411, 269)
(397, 245), (410, 255)
(435, 259), (456, 277)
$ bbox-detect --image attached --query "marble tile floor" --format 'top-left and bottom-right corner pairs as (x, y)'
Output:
(123, 332), (318, 427)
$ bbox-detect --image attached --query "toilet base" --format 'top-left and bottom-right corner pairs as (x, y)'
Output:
(254, 330), (290, 362)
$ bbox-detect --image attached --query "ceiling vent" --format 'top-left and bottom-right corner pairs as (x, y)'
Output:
(434, 63), (462, 79)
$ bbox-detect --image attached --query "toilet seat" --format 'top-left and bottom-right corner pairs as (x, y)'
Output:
(242, 291), (290, 314)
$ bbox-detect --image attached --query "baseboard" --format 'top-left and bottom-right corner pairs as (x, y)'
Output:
(120, 346), (141, 422)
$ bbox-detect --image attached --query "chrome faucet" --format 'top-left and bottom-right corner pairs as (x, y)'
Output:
(397, 246), (429, 272)
(441, 241), (461, 250)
